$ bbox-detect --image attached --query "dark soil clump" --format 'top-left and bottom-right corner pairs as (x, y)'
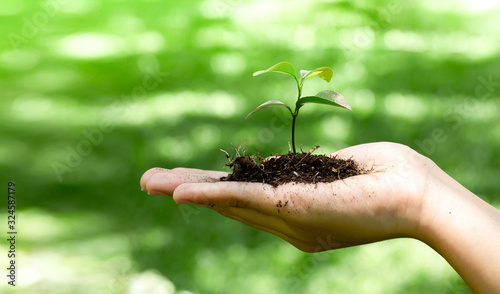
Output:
(220, 152), (366, 187)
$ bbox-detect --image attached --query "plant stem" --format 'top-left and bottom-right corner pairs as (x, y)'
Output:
(291, 79), (303, 155)
(297, 81), (302, 100)
(291, 113), (297, 154)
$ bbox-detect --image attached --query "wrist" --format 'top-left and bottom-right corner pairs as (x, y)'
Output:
(408, 158), (465, 243)
(406, 160), (500, 293)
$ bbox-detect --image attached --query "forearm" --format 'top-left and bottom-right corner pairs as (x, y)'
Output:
(415, 167), (500, 293)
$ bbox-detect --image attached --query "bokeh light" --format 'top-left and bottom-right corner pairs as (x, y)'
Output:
(1, 0), (499, 293)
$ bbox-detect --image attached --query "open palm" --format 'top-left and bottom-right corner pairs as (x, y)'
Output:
(141, 142), (432, 252)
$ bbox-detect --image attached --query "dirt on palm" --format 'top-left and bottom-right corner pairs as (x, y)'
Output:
(220, 151), (366, 187)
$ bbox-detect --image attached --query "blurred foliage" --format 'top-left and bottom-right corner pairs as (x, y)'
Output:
(1, 0), (499, 293)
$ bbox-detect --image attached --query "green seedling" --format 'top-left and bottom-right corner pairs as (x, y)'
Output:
(246, 61), (352, 154)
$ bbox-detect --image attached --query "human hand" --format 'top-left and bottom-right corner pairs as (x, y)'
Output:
(141, 142), (500, 292)
(140, 142), (436, 252)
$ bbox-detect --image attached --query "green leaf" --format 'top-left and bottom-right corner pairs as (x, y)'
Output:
(296, 90), (352, 111)
(300, 67), (333, 83)
(246, 100), (293, 119)
(253, 61), (298, 81)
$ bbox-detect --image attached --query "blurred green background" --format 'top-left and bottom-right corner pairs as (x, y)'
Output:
(1, 0), (499, 293)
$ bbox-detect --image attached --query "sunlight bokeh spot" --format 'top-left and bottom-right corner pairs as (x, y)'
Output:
(384, 30), (426, 52)
(199, 0), (232, 19)
(12, 94), (54, 121)
(384, 93), (427, 121)
(319, 116), (351, 142)
(211, 53), (247, 75)
(384, 30), (499, 58)
(2, 1), (498, 293)
(140, 227), (173, 250)
(129, 270), (176, 294)
(338, 27), (375, 51)
(196, 26), (245, 49)
(19, 68), (80, 91)
(157, 137), (194, 162)
(153, 91), (241, 123)
(10, 93), (96, 126)
(231, 0), (283, 24)
(460, 0), (500, 12)
(425, 0), (500, 13)
(132, 31), (165, 54)
(59, 0), (97, 14)
(349, 88), (376, 116)
(342, 61), (366, 83)
(191, 124), (222, 149)
(21, 209), (65, 241)
(107, 13), (145, 34)
(209, 91), (239, 117)
(291, 26), (317, 50)
(0, 49), (40, 71)
(57, 33), (125, 59)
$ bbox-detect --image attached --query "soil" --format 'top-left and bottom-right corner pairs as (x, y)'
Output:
(220, 151), (366, 187)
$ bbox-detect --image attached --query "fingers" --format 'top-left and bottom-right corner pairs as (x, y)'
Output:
(141, 167), (228, 188)
(172, 181), (276, 209)
(141, 168), (307, 244)
(140, 167), (166, 190)
(190, 190), (314, 250)
(169, 167), (229, 178)
(141, 168), (225, 196)
(173, 181), (309, 243)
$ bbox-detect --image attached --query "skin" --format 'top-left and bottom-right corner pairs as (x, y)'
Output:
(140, 142), (500, 293)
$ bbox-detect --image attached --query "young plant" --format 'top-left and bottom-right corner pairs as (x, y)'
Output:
(246, 61), (352, 154)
